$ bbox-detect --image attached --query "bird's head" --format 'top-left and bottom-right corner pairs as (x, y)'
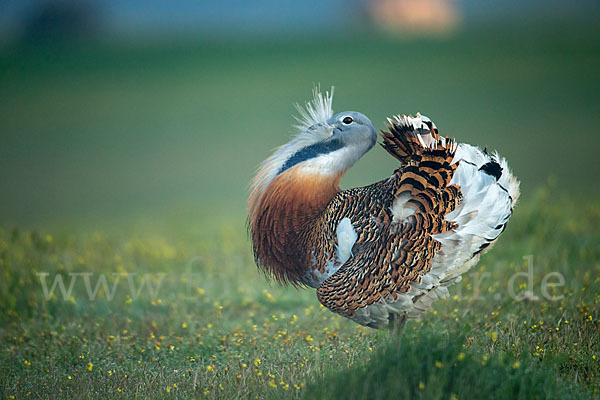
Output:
(249, 89), (377, 201)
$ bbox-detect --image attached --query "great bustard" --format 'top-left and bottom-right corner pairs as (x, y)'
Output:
(248, 89), (520, 329)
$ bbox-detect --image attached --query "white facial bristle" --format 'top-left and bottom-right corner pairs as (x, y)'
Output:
(293, 86), (334, 133)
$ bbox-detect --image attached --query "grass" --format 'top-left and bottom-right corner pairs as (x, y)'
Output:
(0, 185), (598, 399)
(1, 24), (600, 399)
(304, 326), (588, 400)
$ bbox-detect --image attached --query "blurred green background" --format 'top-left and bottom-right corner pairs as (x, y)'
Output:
(1, 3), (600, 399)
(1, 2), (599, 230)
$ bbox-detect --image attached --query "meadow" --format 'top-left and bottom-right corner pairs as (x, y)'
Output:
(0, 24), (599, 399)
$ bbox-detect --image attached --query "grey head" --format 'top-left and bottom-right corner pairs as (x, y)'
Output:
(326, 111), (377, 149)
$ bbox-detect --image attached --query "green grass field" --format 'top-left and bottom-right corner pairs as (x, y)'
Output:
(1, 25), (599, 399)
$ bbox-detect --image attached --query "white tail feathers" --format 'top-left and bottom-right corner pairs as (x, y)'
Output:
(434, 144), (520, 282)
(403, 143), (520, 320)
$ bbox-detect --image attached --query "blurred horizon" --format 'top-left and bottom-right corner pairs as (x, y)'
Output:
(1, 0), (600, 43)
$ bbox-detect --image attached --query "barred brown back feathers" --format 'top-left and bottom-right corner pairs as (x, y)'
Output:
(315, 117), (462, 326)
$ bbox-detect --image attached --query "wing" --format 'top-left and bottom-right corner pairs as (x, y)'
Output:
(316, 115), (462, 328)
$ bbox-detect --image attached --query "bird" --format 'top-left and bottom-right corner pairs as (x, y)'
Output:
(248, 89), (520, 330)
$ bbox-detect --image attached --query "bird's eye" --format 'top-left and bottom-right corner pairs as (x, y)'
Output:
(342, 116), (353, 125)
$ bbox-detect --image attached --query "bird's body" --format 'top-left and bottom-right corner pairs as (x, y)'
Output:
(248, 90), (519, 329)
